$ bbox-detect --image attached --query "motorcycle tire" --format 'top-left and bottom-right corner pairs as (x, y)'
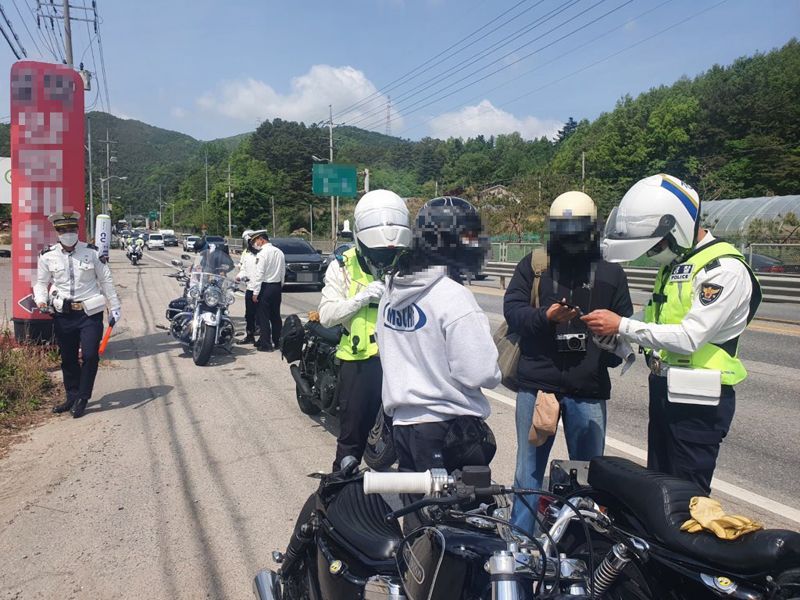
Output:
(193, 322), (216, 366)
(364, 406), (397, 471)
(131, 256), (138, 265)
(295, 384), (321, 415)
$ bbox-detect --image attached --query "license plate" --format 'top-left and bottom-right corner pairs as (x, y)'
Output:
(297, 273), (314, 283)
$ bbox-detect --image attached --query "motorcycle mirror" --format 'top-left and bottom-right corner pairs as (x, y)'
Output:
(170, 259), (182, 267)
(181, 254), (192, 261)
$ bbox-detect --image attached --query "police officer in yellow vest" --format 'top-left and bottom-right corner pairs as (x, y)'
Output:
(582, 174), (761, 493)
(319, 190), (411, 469)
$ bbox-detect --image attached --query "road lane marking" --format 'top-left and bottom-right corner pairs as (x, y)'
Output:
(482, 387), (800, 524)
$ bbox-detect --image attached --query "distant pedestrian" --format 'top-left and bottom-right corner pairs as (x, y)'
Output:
(34, 211), (122, 418)
(251, 230), (285, 352)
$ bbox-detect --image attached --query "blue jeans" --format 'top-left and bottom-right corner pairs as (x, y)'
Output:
(510, 389), (607, 536)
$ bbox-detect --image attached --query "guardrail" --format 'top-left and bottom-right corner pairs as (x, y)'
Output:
(483, 262), (800, 304)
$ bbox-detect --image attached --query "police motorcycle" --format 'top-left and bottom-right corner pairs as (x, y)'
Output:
(126, 241), (142, 265)
(280, 312), (343, 417)
(534, 456), (800, 599)
(167, 246), (241, 366)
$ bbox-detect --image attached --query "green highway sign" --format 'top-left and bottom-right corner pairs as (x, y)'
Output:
(312, 163), (357, 197)
(149, 210), (158, 220)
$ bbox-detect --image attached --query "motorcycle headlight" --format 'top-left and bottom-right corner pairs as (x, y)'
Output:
(224, 289), (236, 306)
(204, 287), (221, 307)
(188, 285), (200, 300)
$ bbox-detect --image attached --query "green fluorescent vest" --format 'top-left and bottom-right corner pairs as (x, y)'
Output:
(643, 240), (761, 386)
(336, 248), (380, 361)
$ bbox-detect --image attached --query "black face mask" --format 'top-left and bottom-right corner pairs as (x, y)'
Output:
(359, 244), (399, 278)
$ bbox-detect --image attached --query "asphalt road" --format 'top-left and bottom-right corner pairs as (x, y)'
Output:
(0, 247), (798, 599)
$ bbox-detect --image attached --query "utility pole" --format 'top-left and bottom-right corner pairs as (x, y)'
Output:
(310, 204), (313, 244)
(158, 184), (162, 224)
(227, 160), (232, 239)
(96, 129), (116, 214)
(538, 179), (542, 205)
(364, 168), (370, 193)
(329, 104), (335, 244)
(271, 196), (276, 238)
(87, 115), (94, 238)
(204, 147), (209, 232)
(581, 151), (586, 193)
(62, 0), (73, 66)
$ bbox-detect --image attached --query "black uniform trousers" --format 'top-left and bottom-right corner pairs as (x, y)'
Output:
(334, 355), (382, 470)
(53, 311), (104, 403)
(255, 282), (282, 349)
(244, 289), (256, 335)
(647, 373), (736, 494)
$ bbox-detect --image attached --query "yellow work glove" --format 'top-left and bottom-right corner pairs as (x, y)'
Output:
(680, 497), (763, 540)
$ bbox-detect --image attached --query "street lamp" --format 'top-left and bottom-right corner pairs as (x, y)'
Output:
(99, 175), (127, 215)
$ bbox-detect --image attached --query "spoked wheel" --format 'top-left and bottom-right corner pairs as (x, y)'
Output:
(364, 406), (396, 471)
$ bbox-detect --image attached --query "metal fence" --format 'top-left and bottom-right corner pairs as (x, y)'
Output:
(490, 242), (544, 263)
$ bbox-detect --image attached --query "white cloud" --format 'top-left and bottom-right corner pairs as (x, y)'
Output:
(171, 107), (187, 119)
(428, 99), (561, 140)
(196, 65), (402, 129)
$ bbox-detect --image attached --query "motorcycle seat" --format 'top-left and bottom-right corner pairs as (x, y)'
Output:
(587, 457), (800, 576)
(306, 321), (342, 345)
(326, 480), (403, 563)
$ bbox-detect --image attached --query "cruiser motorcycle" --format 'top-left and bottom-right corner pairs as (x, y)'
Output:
(254, 456), (800, 600)
(167, 250), (240, 366)
(280, 314), (397, 470)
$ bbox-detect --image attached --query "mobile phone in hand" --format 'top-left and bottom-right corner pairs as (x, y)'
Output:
(557, 300), (581, 313)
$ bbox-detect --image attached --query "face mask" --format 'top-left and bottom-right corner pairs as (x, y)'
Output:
(648, 246), (679, 266)
(59, 232), (78, 247)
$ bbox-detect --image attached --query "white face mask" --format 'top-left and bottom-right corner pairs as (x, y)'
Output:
(649, 246), (679, 266)
(58, 232), (78, 247)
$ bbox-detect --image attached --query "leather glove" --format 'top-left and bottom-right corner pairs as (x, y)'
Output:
(680, 497), (762, 540)
(110, 309), (121, 326)
(352, 281), (386, 306)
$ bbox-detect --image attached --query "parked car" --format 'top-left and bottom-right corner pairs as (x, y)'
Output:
(163, 233), (178, 247)
(749, 253), (785, 273)
(204, 235), (229, 254)
(270, 237), (325, 289)
(146, 233), (165, 250)
(183, 235), (200, 252)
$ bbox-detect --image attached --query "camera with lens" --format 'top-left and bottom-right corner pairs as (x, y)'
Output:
(556, 332), (587, 353)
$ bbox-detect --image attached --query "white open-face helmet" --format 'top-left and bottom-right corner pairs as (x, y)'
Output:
(353, 189), (411, 274)
(548, 191), (598, 256)
(603, 174), (700, 264)
(242, 229), (254, 242)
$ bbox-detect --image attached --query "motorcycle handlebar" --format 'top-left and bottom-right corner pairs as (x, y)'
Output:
(364, 471), (435, 495)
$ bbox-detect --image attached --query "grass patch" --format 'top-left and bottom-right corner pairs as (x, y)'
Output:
(0, 326), (61, 421)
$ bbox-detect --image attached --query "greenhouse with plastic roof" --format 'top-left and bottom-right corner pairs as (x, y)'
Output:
(701, 195), (800, 241)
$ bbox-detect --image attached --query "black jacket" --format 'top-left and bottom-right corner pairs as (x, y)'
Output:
(503, 253), (633, 399)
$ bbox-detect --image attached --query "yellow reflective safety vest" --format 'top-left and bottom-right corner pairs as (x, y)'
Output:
(336, 247), (380, 361)
(643, 240), (762, 386)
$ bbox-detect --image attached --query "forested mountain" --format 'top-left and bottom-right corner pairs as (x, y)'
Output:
(1, 39), (797, 240)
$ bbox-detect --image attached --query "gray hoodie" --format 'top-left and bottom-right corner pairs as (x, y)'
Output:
(376, 266), (501, 426)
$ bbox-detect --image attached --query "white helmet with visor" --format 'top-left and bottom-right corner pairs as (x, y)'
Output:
(353, 189), (411, 276)
(602, 174), (700, 265)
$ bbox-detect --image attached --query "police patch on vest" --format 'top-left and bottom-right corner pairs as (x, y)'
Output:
(699, 283), (723, 306)
(383, 303), (427, 332)
(669, 264), (694, 282)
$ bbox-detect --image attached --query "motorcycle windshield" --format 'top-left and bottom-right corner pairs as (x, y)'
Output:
(187, 247), (237, 297)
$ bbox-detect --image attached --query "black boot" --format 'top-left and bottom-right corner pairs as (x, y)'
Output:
(52, 398), (75, 413)
(237, 334), (255, 345)
(71, 398), (89, 418)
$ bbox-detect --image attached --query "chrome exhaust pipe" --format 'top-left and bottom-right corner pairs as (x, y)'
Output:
(290, 364), (313, 397)
(253, 570), (281, 600)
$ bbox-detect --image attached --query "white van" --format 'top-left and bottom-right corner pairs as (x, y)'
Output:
(146, 233), (165, 250)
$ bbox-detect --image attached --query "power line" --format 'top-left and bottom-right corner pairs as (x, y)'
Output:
(48, 0), (66, 61)
(10, 0), (41, 56)
(41, 1), (64, 61)
(332, 0), (538, 122)
(397, 0), (675, 138)
(94, 0), (110, 112)
(347, 0), (582, 128)
(0, 20), (20, 58)
(355, 0), (632, 132)
(80, 0), (102, 110)
(0, 2), (27, 57)
(25, 0), (57, 59)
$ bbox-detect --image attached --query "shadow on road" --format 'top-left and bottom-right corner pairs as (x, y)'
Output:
(85, 384), (174, 414)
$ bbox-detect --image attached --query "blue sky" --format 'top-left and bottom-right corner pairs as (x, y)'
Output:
(0, 0), (798, 141)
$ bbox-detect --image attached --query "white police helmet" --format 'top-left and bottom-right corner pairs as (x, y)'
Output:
(353, 190), (411, 274)
(603, 174), (700, 265)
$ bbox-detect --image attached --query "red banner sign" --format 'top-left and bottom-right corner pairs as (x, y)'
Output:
(11, 61), (85, 323)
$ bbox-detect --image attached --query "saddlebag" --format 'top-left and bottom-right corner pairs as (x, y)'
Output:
(280, 314), (305, 362)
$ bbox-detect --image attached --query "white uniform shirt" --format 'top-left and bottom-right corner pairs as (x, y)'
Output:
(252, 243), (285, 288)
(318, 259), (372, 329)
(618, 232), (753, 355)
(34, 242), (121, 311)
(237, 249), (260, 292)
